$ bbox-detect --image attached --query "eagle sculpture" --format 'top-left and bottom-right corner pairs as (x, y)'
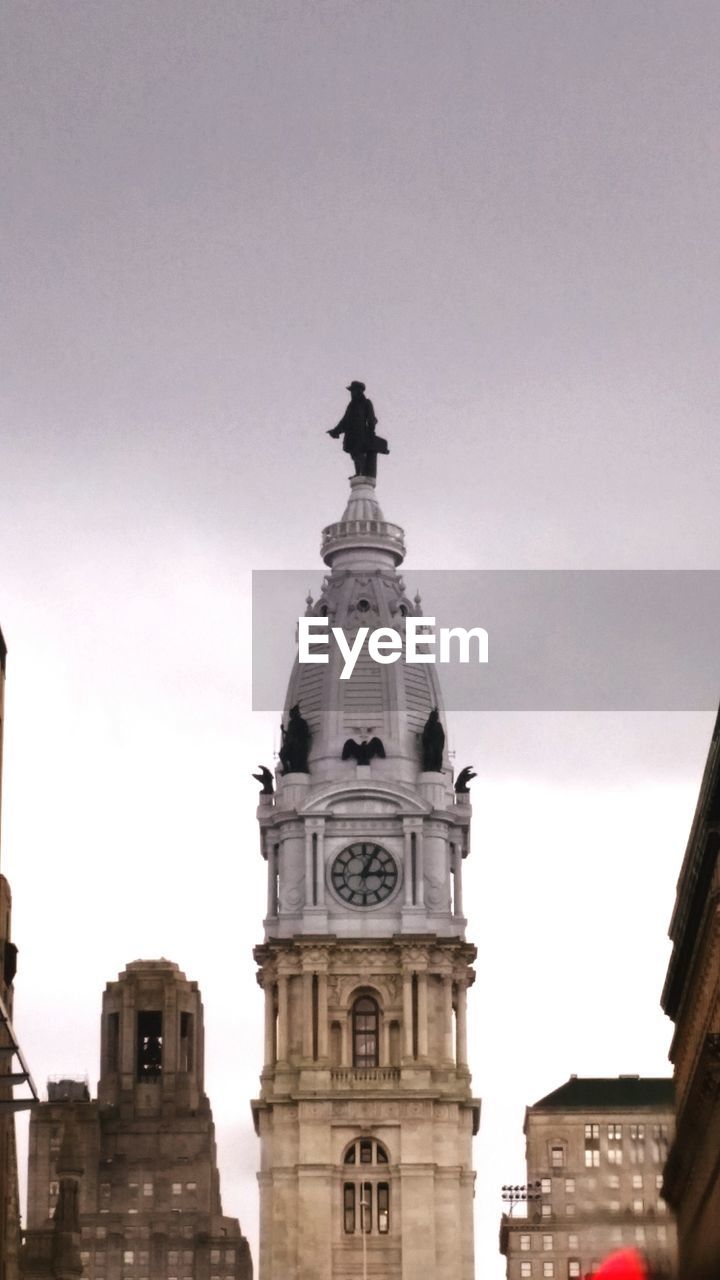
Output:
(341, 737), (386, 765)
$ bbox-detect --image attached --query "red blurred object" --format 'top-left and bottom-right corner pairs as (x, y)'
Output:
(591, 1250), (647, 1280)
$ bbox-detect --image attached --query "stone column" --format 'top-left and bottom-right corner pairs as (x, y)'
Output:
(341, 1016), (350, 1067)
(443, 974), (454, 1063)
(415, 828), (425, 906)
(264, 982), (275, 1066)
(417, 971), (429, 1058)
(267, 844), (278, 917)
(380, 1015), (390, 1067)
(453, 843), (464, 917)
(456, 981), (468, 1068)
(277, 974), (289, 1063)
(403, 824), (414, 905)
(317, 970), (328, 1060)
(302, 969), (313, 1059)
(314, 822), (326, 906)
(304, 828), (315, 907)
(402, 970), (413, 1058)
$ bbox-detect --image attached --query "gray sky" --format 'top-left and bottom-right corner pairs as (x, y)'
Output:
(2, 2), (720, 1276)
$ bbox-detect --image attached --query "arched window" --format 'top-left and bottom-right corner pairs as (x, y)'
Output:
(342, 1139), (390, 1235)
(352, 995), (379, 1068)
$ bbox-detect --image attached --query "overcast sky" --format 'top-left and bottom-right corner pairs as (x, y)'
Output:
(2, 3), (720, 1276)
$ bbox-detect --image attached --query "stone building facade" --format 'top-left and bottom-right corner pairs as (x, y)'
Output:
(252, 474), (480, 1280)
(499, 1076), (676, 1280)
(661, 711), (720, 1280)
(1, 624), (34, 1280)
(23, 960), (251, 1280)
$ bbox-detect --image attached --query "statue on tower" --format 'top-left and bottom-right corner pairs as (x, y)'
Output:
(279, 704), (311, 774)
(327, 380), (389, 478)
(421, 706), (445, 772)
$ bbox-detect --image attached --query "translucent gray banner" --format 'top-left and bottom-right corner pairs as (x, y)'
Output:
(252, 570), (720, 711)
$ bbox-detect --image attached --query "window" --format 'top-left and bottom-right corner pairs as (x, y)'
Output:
(520, 1235), (531, 1252)
(136, 1010), (163, 1080)
(352, 996), (380, 1068)
(634, 1227), (645, 1245)
(123, 1252), (134, 1266)
(543, 1265), (554, 1279)
(629, 1124), (645, 1164)
(377, 1183), (389, 1233)
(172, 1183), (182, 1196)
(568, 1264), (581, 1279)
(186, 1182), (197, 1193)
(168, 1253), (178, 1267)
(657, 1226), (667, 1244)
(565, 1205), (575, 1216)
(632, 1199), (644, 1215)
(142, 1183), (153, 1197)
(224, 1251), (234, 1264)
(342, 1139), (391, 1236)
(655, 1174), (663, 1190)
(360, 1182), (372, 1232)
(521, 1265), (532, 1279)
(343, 1184), (355, 1234)
(652, 1124), (669, 1164)
(607, 1125), (623, 1165)
(542, 1235), (553, 1252)
(632, 1174), (643, 1190)
(568, 1236), (578, 1252)
(179, 1012), (194, 1072)
(541, 1204), (551, 1218)
(564, 1179), (575, 1195)
(609, 1200), (620, 1213)
(584, 1124), (600, 1168)
(608, 1174), (620, 1190)
(211, 1251), (221, 1264)
(541, 1178), (551, 1195)
(550, 1144), (565, 1169)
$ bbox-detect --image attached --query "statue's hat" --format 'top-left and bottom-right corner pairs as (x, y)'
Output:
(346, 381), (366, 392)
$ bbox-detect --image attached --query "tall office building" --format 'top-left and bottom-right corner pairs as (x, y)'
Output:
(23, 960), (251, 1280)
(252, 472), (480, 1279)
(499, 1075), (676, 1279)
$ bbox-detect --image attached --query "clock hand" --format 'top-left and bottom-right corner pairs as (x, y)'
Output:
(359, 846), (376, 880)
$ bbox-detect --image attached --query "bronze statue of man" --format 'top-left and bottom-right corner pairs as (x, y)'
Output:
(327, 381), (389, 478)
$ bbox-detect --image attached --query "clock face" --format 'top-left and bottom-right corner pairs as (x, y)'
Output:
(330, 843), (399, 907)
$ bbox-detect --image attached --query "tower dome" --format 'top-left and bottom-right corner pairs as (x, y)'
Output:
(282, 474), (449, 787)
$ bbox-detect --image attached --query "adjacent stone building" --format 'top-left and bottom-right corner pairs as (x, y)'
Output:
(1, 624), (37, 1280)
(252, 474), (480, 1280)
(661, 711), (720, 1280)
(499, 1076), (676, 1280)
(23, 960), (251, 1280)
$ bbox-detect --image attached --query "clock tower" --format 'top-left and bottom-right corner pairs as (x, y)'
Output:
(252, 473), (479, 1280)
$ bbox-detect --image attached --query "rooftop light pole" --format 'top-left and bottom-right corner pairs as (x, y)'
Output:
(501, 1182), (542, 1218)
